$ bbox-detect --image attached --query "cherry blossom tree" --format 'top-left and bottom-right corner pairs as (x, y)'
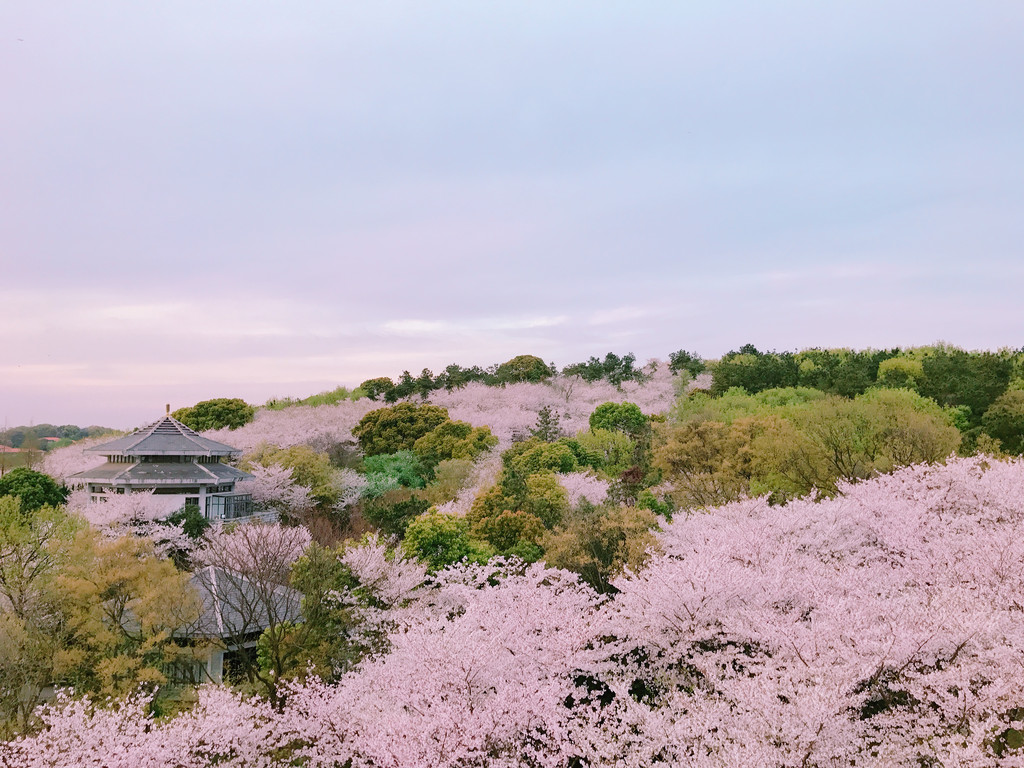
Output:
(556, 471), (610, 507)
(65, 488), (193, 558)
(235, 463), (314, 516)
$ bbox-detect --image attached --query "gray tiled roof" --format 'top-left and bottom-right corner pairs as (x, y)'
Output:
(184, 566), (303, 640)
(70, 460), (252, 485)
(86, 416), (243, 457)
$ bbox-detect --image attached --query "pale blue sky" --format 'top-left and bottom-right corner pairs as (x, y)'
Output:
(1, 1), (1022, 428)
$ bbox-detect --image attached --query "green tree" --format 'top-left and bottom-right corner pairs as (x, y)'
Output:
(172, 398), (255, 431)
(502, 438), (579, 479)
(359, 377), (397, 402)
(0, 500), (82, 734)
(469, 510), (545, 558)
(402, 512), (493, 571)
(575, 429), (635, 479)
(668, 349), (706, 378)
(530, 406), (563, 442)
(588, 402), (648, 438)
(876, 357), (924, 390)
(521, 471), (570, 529)
(918, 348), (1012, 427)
(981, 389), (1024, 455)
(563, 352), (648, 386)
(286, 544), (367, 680)
(361, 488), (430, 537)
(412, 420), (497, 471)
(352, 403), (450, 457)
(710, 346), (801, 395)
(542, 505), (660, 593)
(494, 354), (555, 384)
(423, 459), (475, 505)
(56, 532), (202, 700)
(363, 451), (429, 490)
(0, 468), (67, 512)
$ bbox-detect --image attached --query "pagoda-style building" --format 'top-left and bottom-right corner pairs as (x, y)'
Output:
(71, 414), (255, 522)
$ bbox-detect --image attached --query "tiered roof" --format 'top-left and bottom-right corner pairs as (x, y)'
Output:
(86, 416), (242, 457)
(70, 415), (251, 487)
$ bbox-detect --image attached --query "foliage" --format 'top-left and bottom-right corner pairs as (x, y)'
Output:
(542, 504), (660, 593)
(709, 344), (801, 395)
(562, 351), (649, 386)
(0, 500), (83, 734)
(287, 543), (367, 681)
(422, 459), (476, 505)
(521, 471), (570, 529)
(876, 356), (925, 389)
(981, 389), (1024, 454)
(55, 532), (202, 699)
(411, 420), (496, 473)
(0, 468), (67, 512)
(493, 354), (556, 384)
(358, 377), (397, 402)
(588, 401), (648, 438)
(171, 397), (255, 431)
(362, 451), (428, 490)
(668, 349), (706, 378)
(656, 387), (962, 508)
(361, 488), (430, 537)
(164, 503), (210, 540)
(530, 405), (564, 442)
(918, 347), (1013, 427)
(352, 403), (450, 456)
(401, 512), (493, 571)
(575, 429), (635, 479)
(502, 437), (580, 480)
(469, 509), (545, 557)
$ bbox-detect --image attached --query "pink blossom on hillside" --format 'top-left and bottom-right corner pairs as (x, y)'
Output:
(235, 463), (313, 514)
(39, 436), (112, 485)
(282, 562), (606, 768)
(557, 471), (610, 507)
(65, 488), (193, 557)
(340, 534), (427, 605)
(204, 400), (377, 452)
(427, 366), (682, 447)
(606, 455), (1024, 764)
(195, 522), (311, 583)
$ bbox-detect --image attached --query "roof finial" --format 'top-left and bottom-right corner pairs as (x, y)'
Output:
(166, 404), (170, 416)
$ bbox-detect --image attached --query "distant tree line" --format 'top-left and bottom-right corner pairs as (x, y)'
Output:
(707, 343), (1024, 451)
(0, 424), (116, 450)
(359, 352), (672, 402)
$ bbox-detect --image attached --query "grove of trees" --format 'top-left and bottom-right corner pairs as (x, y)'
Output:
(5, 342), (1024, 765)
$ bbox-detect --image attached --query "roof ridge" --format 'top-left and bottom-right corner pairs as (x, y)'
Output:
(194, 462), (219, 480)
(208, 565), (225, 636)
(121, 418), (162, 452)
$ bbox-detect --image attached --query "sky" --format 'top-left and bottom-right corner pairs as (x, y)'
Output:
(1, 1), (1022, 429)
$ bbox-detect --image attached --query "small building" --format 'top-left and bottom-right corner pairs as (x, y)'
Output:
(178, 565), (304, 684)
(70, 414), (256, 522)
